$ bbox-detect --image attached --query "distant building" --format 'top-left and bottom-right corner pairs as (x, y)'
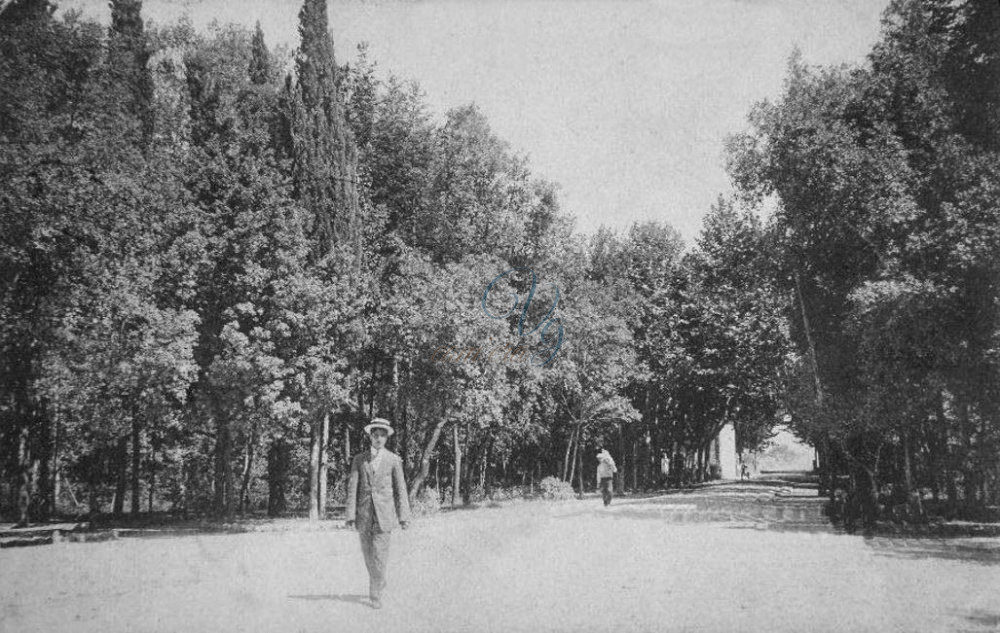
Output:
(709, 424), (814, 480)
(757, 426), (815, 472)
(710, 423), (739, 480)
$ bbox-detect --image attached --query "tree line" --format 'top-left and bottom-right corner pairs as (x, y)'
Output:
(1, 0), (995, 529)
(728, 0), (1000, 527)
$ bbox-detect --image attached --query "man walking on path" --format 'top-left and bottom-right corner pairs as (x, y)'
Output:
(345, 418), (412, 609)
(596, 449), (617, 506)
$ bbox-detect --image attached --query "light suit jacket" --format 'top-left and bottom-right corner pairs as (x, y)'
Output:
(597, 457), (617, 483)
(346, 449), (412, 532)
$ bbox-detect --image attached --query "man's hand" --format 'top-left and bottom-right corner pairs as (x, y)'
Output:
(344, 520), (355, 529)
(400, 521), (409, 530)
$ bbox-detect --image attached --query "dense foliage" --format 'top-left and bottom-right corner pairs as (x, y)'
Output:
(728, 0), (1000, 526)
(1, 0), (994, 529)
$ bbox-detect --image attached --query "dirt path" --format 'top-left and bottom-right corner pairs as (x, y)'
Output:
(2, 499), (999, 632)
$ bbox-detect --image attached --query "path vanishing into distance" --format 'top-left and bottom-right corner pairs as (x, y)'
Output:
(3, 475), (999, 633)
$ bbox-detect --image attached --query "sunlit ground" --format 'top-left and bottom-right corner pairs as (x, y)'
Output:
(2, 493), (999, 633)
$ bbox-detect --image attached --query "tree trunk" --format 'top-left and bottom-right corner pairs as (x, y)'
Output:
(214, 417), (234, 517)
(50, 409), (60, 517)
(61, 474), (81, 511)
(632, 440), (638, 491)
(795, 271), (824, 405)
(937, 392), (957, 514)
(410, 418), (447, 501)
(343, 421), (352, 467)
(31, 457), (43, 520)
(958, 398), (976, 510)
(576, 435), (584, 497)
(934, 393), (951, 505)
(308, 419), (321, 521)
(113, 435), (128, 516)
(568, 428), (580, 485)
(130, 417), (141, 515)
(618, 422), (626, 494)
(393, 359), (406, 470)
(460, 423), (473, 504)
(562, 426), (576, 482)
(180, 461), (189, 518)
(694, 446), (702, 483)
(479, 455), (487, 493)
(148, 465), (156, 513)
(671, 443), (681, 489)
(318, 413), (330, 517)
(864, 466), (879, 530)
(16, 425), (32, 526)
(239, 436), (256, 514)
(452, 423), (462, 507)
(482, 437), (493, 497)
(903, 431), (923, 517)
(267, 438), (288, 517)
(817, 435), (831, 497)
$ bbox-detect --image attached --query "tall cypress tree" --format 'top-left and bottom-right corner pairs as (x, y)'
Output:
(108, 0), (153, 149)
(110, 0), (143, 39)
(107, 0), (154, 515)
(249, 21), (271, 86)
(0, 0), (53, 27)
(289, 0), (362, 521)
(291, 0), (360, 261)
(947, 0), (1000, 149)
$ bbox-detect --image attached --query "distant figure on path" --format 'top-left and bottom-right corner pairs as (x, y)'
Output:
(596, 449), (617, 506)
(345, 418), (412, 609)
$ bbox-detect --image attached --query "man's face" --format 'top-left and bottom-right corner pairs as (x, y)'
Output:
(370, 428), (388, 450)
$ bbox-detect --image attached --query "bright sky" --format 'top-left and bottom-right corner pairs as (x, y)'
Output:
(61, 0), (889, 241)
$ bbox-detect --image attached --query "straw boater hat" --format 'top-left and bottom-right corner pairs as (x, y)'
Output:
(364, 418), (394, 436)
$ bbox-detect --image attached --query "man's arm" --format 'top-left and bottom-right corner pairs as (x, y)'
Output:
(345, 455), (359, 525)
(392, 455), (412, 525)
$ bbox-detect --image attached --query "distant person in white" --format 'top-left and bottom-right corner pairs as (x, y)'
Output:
(596, 449), (617, 506)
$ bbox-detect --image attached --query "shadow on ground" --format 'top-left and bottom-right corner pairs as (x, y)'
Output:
(288, 594), (370, 605)
(961, 608), (1000, 628)
(863, 538), (1000, 565)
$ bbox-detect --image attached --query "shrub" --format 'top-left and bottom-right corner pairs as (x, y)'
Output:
(411, 486), (441, 517)
(488, 486), (531, 503)
(539, 476), (574, 500)
(328, 478), (348, 506)
(468, 484), (487, 504)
